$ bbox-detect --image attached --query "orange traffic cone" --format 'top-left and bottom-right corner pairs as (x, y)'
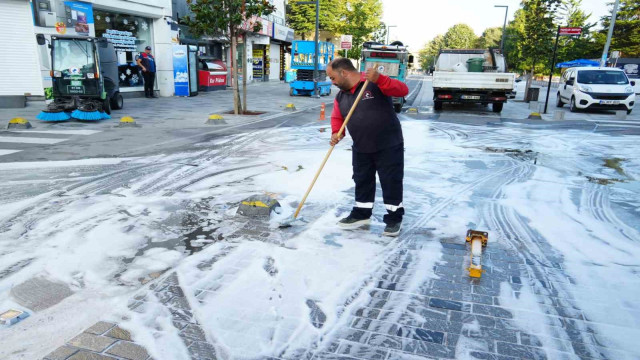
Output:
(319, 102), (326, 121)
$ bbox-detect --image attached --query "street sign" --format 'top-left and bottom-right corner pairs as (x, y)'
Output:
(340, 35), (352, 50)
(559, 27), (582, 36)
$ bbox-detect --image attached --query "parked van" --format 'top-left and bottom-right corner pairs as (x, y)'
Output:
(556, 67), (636, 114)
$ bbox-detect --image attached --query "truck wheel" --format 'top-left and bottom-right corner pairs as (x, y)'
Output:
(627, 109), (633, 114)
(555, 93), (563, 108)
(434, 101), (443, 111)
(492, 102), (503, 113)
(110, 92), (123, 110)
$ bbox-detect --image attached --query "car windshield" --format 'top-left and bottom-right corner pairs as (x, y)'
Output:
(53, 39), (95, 74)
(577, 70), (628, 85)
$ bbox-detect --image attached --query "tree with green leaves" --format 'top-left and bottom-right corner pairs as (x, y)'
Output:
(182, 0), (274, 114)
(503, 8), (526, 73)
(521, 0), (561, 74)
(474, 27), (502, 49)
(443, 24), (478, 49)
(519, 0), (562, 98)
(418, 35), (444, 70)
(599, 0), (640, 57)
(341, 0), (383, 60)
(556, 0), (599, 67)
(286, 0), (344, 40)
(370, 21), (387, 44)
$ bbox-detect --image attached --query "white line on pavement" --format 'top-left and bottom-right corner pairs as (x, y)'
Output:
(7, 130), (101, 135)
(0, 136), (68, 144)
(0, 149), (22, 156)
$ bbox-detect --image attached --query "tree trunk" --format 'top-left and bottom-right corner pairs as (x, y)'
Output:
(231, 28), (241, 115)
(242, 33), (248, 113)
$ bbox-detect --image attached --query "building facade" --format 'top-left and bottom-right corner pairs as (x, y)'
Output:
(0, 0), (291, 108)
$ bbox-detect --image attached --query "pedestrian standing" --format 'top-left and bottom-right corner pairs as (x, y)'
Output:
(327, 58), (409, 237)
(136, 46), (157, 98)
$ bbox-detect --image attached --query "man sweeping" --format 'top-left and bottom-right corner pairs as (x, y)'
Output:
(327, 58), (409, 237)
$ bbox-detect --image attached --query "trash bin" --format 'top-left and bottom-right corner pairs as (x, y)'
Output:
(526, 87), (540, 102)
(466, 58), (484, 72)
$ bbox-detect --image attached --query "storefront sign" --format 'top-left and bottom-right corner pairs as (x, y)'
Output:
(252, 49), (264, 80)
(273, 23), (294, 42)
(173, 45), (190, 96)
(102, 29), (137, 52)
(32, 1), (95, 36)
(240, 16), (272, 36)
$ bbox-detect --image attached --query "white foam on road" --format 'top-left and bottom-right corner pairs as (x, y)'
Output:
(0, 136), (67, 144)
(8, 130), (102, 135)
(0, 149), (22, 156)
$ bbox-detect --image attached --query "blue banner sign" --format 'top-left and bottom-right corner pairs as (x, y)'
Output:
(173, 45), (189, 96)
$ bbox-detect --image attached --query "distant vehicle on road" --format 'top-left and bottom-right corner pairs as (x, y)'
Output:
(432, 49), (516, 113)
(556, 67), (636, 114)
(360, 41), (414, 113)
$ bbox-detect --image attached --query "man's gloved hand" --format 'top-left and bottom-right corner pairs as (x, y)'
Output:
(330, 132), (344, 146)
(365, 67), (380, 83)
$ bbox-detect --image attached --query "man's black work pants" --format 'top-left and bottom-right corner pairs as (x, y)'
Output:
(350, 143), (404, 225)
(143, 71), (155, 97)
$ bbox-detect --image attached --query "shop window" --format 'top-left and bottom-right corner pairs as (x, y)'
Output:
(94, 10), (153, 88)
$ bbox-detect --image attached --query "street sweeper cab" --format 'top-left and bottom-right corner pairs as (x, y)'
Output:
(361, 41), (413, 113)
(37, 35), (123, 121)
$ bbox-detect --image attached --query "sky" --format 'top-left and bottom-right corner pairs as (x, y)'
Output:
(382, 0), (611, 51)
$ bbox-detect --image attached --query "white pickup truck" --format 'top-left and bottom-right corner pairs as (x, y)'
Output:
(432, 49), (516, 113)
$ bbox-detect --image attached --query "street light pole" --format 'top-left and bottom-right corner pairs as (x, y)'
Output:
(600, 0), (620, 67)
(386, 25), (397, 44)
(494, 5), (508, 53)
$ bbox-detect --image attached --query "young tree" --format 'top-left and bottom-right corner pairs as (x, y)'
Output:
(418, 35), (444, 70)
(443, 24), (478, 49)
(475, 27), (503, 49)
(599, 0), (640, 57)
(520, 0), (562, 98)
(370, 21), (388, 44)
(182, 0), (274, 114)
(503, 8), (527, 73)
(287, 0), (344, 40)
(342, 0), (383, 60)
(556, 0), (599, 66)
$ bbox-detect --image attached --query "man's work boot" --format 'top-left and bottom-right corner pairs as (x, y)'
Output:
(382, 222), (402, 237)
(337, 215), (371, 229)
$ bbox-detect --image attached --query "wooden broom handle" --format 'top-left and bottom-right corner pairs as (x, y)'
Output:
(293, 80), (370, 219)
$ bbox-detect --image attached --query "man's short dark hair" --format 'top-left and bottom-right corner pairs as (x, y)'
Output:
(329, 58), (357, 72)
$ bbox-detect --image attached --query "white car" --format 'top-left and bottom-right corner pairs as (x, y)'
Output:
(556, 67), (636, 114)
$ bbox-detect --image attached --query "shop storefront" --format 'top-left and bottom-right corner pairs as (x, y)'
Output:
(94, 10), (154, 91)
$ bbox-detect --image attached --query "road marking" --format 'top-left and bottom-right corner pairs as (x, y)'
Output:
(0, 149), (22, 156)
(7, 130), (102, 135)
(0, 136), (68, 144)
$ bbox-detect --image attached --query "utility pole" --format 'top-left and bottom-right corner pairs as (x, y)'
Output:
(494, 5), (508, 53)
(600, 0), (620, 67)
(544, 26), (560, 114)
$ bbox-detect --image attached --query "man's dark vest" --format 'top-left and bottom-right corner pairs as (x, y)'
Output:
(336, 81), (403, 153)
